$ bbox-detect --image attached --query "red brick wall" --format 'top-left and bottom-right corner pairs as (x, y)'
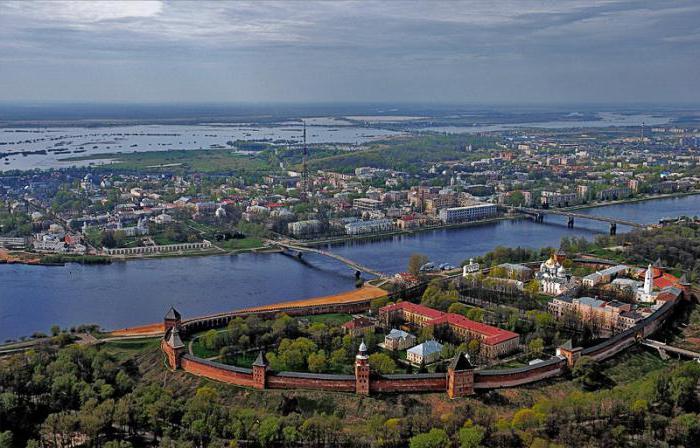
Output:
(473, 360), (565, 389)
(181, 357), (257, 388)
(266, 375), (355, 392)
(371, 377), (446, 393)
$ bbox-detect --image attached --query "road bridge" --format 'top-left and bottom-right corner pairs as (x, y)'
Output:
(642, 339), (700, 360)
(272, 241), (384, 278)
(511, 207), (646, 235)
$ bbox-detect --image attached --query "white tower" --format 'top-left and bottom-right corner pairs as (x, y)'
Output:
(644, 264), (653, 295)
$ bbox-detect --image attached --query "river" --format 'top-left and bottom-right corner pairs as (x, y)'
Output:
(1, 194), (698, 341)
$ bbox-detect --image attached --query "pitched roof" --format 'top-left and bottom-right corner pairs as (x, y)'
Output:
(379, 301), (444, 319)
(164, 306), (181, 321)
(449, 352), (474, 371)
(407, 340), (443, 357)
(166, 327), (184, 349)
(252, 351), (267, 367)
(560, 339), (573, 350)
(386, 329), (413, 340)
(380, 301), (519, 346)
(342, 316), (374, 330)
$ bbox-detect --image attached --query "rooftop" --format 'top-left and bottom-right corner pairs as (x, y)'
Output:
(407, 340), (443, 357)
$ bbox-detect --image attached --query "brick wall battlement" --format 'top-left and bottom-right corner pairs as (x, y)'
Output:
(163, 292), (680, 397)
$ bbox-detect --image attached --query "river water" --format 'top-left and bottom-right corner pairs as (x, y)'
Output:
(1, 195), (699, 341)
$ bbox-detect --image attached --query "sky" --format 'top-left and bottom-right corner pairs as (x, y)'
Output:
(0, 0), (698, 105)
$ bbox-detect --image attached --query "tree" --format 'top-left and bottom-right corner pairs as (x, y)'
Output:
(307, 351), (328, 373)
(459, 421), (486, 448)
(408, 253), (429, 276)
(258, 416), (281, 446)
(528, 338), (544, 356)
(511, 408), (542, 431)
(368, 353), (396, 374)
(409, 428), (450, 448)
(667, 413), (700, 447)
(0, 431), (12, 448)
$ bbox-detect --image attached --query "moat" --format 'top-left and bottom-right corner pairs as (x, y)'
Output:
(1, 194), (699, 341)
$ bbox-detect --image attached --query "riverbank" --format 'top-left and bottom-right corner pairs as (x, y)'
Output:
(559, 190), (700, 212)
(289, 215), (522, 247)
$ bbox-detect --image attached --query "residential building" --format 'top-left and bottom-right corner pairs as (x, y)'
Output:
(384, 329), (417, 351)
(438, 203), (497, 224)
(378, 302), (519, 359)
(342, 317), (376, 337)
(345, 219), (394, 235)
(407, 340), (443, 364)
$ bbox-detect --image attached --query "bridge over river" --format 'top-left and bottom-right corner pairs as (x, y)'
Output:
(270, 240), (385, 278)
(510, 206), (648, 234)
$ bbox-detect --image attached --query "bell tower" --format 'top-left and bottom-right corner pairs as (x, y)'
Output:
(355, 340), (370, 396)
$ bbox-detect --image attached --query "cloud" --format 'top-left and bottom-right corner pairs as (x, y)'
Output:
(0, 0), (697, 103)
(3, 0), (164, 24)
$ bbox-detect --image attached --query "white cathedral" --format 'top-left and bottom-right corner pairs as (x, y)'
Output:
(537, 253), (574, 295)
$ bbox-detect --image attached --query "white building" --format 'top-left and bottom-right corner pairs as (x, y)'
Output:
(407, 340), (443, 365)
(288, 219), (323, 238)
(345, 219), (394, 235)
(463, 258), (480, 276)
(536, 253), (574, 296)
(384, 329), (417, 351)
(438, 203), (497, 224)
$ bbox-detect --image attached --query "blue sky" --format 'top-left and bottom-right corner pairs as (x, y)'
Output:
(0, 0), (698, 104)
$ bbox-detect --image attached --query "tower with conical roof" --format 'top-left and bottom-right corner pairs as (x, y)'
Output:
(164, 326), (185, 369)
(252, 351), (268, 390)
(355, 340), (370, 395)
(164, 306), (182, 332)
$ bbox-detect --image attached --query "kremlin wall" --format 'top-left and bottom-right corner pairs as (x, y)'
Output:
(161, 279), (684, 398)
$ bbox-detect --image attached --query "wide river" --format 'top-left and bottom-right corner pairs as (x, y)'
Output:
(1, 195), (699, 341)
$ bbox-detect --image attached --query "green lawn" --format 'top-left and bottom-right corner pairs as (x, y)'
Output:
(213, 237), (265, 251)
(191, 337), (220, 359)
(305, 313), (353, 326)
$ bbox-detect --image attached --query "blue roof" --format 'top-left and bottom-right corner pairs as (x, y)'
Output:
(407, 340), (443, 357)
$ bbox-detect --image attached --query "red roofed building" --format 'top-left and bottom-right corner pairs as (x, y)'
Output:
(379, 302), (519, 359)
(342, 317), (376, 337)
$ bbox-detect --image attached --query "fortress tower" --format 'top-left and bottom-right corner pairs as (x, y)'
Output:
(163, 326), (185, 369)
(252, 351), (268, 389)
(447, 352), (475, 398)
(164, 306), (182, 333)
(355, 340), (370, 395)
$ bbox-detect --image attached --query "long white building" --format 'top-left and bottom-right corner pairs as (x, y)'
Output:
(439, 203), (497, 224)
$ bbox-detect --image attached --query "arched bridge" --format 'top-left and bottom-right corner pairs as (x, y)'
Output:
(511, 207), (646, 234)
(271, 241), (384, 278)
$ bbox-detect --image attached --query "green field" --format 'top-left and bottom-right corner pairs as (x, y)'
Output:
(305, 313), (353, 325)
(213, 237), (265, 251)
(100, 338), (161, 360)
(61, 148), (274, 174)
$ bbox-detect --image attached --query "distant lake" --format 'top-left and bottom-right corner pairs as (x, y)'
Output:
(1, 194), (698, 341)
(0, 124), (403, 171)
(419, 113), (672, 133)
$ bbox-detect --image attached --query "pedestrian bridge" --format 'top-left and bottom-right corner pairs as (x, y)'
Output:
(642, 339), (700, 360)
(271, 241), (385, 278)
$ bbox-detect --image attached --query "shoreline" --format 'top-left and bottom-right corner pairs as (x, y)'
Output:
(2, 191), (697, 267)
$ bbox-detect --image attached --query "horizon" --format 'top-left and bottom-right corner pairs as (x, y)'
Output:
(1, 0), (699, 104)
